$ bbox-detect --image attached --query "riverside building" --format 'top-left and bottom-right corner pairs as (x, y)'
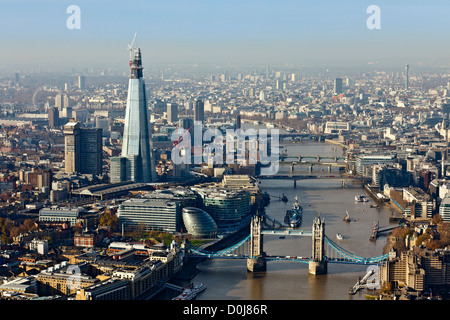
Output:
(117, 199), (182, 232)
(192, 187), (252, 228)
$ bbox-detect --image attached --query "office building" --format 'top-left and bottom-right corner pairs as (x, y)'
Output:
(324, 121), (350, 134)
(405, 64), (409, 90)
(64, 120), (103, 175)
(48, 107), (59, 127)
(334, 78), (343, 95)
(142, 187), (198, 208)
(29, 239), (49, 255)
(439, 196), (450, 222)
(235, 113), (241, 130)
(76, 278), (130, 300)
(78, 75), (86, 90)
(25, 168), (52, 191)
(37, 262), (98, 296)
(178, 117), (194, 130)
(192, 187), (252, 228)
(355, 155), (397, 176)
(110, 47), (156, 183)
(194, 99), (204, 123)
(117, 199), (182, 232)
(39, 207), (80, 227)
(55, 94), (71, 111)
(381, 247), (450, 293)
(167, 103), (178, 124)
(402, 187), (433, 220)
(95, 117), (110, 136)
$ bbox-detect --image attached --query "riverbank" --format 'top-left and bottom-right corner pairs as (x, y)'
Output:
(324, 138), (347, 149)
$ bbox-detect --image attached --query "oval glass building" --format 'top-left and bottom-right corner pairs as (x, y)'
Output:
(182, 207), (217, 238)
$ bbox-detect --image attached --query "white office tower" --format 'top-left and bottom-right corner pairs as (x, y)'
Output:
(111, 47), (156, 183)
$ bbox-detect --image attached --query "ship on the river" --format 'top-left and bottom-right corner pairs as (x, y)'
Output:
(355, 194), (369, 202)
(172, 283), (206, 300)
(285, 196), (303, 228)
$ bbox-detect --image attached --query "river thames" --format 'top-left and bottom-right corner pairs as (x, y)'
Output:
(191, 140), (397, 300)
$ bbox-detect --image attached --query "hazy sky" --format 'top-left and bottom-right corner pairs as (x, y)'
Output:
(1, 0), (450, 72)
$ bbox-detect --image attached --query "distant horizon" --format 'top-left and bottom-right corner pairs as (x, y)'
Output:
(1, 1), (450, 72)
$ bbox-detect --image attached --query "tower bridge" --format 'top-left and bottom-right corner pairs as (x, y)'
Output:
(188, 214), (390, 275)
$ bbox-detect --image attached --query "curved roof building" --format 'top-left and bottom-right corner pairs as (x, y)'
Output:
(182, 207), (217, 238)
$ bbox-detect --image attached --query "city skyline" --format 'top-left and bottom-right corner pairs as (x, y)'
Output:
(1, 1), (450, 304)
(1, 1), (450, 71)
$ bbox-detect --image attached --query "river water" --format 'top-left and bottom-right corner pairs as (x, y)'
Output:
(191, 140), (396, 300)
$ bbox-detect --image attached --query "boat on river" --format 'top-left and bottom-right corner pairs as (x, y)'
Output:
(343, 210), (351, 222)
(285, 196), (303, 228)
(355, 194), (369, 202)
(172, 283), (207, 300)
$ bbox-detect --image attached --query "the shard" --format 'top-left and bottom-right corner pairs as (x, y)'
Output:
(110, 47), (156, 183)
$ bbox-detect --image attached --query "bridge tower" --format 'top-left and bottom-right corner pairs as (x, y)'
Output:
(309, 217), (327, 275)
(247, 215), (266, 272)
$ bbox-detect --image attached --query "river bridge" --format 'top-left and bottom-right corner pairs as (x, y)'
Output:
(188, 213), (391, 275)
(256, 174), (370, 188)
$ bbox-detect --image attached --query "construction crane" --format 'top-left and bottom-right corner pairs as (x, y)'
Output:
(174, 125), (193, 147)
(128, 32), (137, 67)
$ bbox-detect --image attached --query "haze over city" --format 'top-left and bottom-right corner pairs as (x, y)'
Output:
(1, 0), (450, 72)
(1, 0), (450, 307)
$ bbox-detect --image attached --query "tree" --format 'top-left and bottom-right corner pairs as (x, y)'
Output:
(415, 233), (430, 246)
(99, 211), (119, 231)
(432, 214), (442, 225)
(23, 219), (38, 232)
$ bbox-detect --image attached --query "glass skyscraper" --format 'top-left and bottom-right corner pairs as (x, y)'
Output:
(111, 47), (156, 183)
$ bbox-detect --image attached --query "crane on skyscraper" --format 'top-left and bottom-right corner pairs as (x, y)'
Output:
(128, 32), (137, 67)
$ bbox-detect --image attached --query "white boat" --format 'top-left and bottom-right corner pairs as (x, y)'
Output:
(172, 283), (207, 300)
(173, 288), (196, 300)
(336, 233), (343, 240)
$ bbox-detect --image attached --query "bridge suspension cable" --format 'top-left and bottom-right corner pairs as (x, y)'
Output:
(190, 235), (251, 257)
(324, 236), (389, 264)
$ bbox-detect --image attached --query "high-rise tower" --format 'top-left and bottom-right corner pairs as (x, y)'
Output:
(111, 47), (156, 183)
(405, 64), (409, 91)
(334, 78), (343, 95)
(64, 119), (103, 175)
(194, 99), (204, 123)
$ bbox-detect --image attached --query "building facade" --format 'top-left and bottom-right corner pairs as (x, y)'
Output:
(182, 207), (217, 238)
(117, 199), (182, 232)
(110, 47), (156, 184)
(381, 248), (450, 292)
(194, 188), (252, 228)
(64, 120), (103, 175)
(39, 207), (80, 227)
